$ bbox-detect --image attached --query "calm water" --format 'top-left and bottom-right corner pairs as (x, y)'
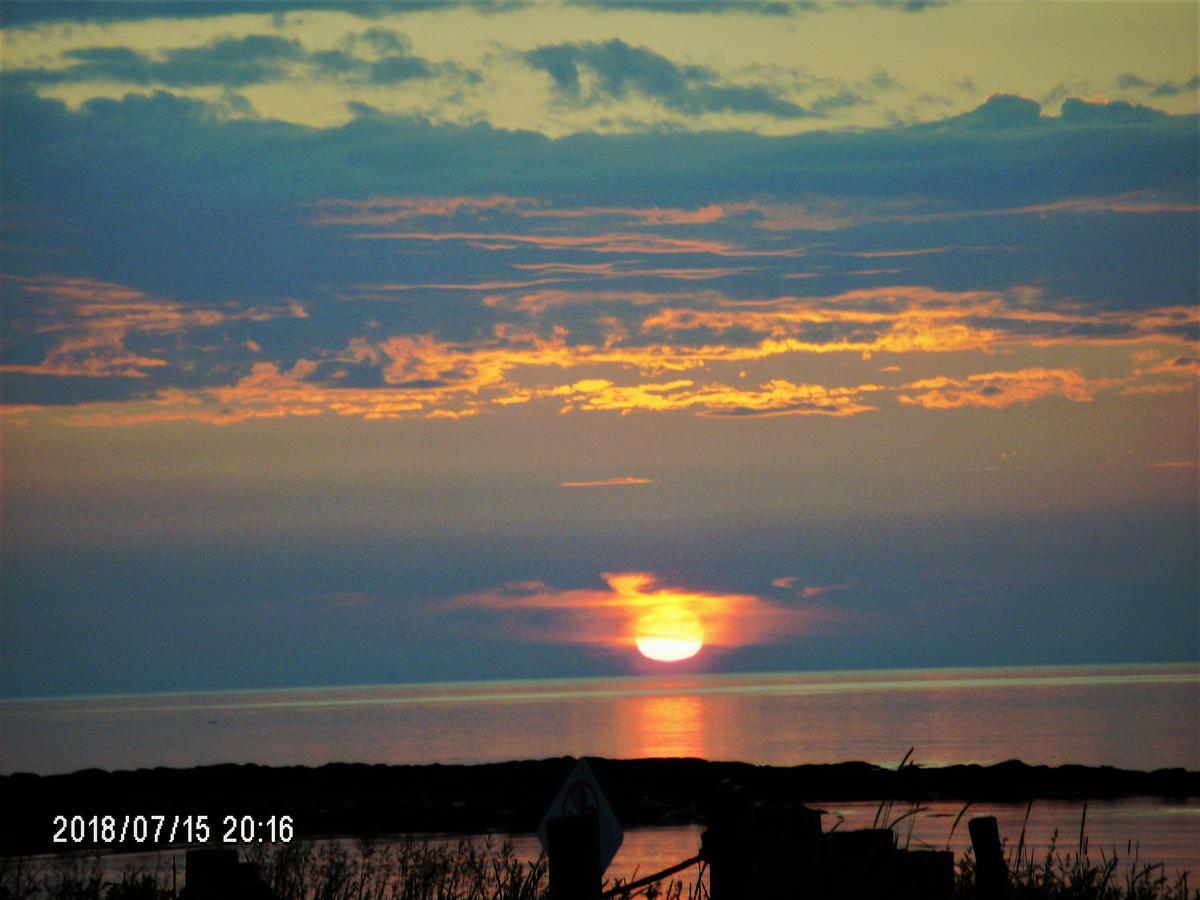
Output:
(6, 663), (1198, 881)
(2, 663), (1196, 774)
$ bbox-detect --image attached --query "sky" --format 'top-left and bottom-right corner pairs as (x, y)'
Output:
(0, 0), (1197, 698)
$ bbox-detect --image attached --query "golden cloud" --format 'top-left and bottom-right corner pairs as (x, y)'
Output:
(897, 368), (1098, 409)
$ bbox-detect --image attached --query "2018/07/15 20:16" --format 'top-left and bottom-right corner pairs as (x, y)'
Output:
(51, 813), (295, 846)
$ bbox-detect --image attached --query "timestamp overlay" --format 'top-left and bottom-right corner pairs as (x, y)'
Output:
(51, 814), (295, 848)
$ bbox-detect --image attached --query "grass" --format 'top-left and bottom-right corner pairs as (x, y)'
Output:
(951, 807), (1196, 900)
(0, 827), (1193, 900)
(0, 852), (176, 899)
(245, 836), (548, 900)
(0, 837), (547, 900)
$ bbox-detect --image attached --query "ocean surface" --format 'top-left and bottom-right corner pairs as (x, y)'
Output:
(2, 663), (1196, 775)
(4, 663), (1198, 881)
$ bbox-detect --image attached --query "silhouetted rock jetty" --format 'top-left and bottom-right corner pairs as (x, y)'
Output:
(3, 757), (1196, 856)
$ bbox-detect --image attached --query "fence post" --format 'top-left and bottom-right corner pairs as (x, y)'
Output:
(703, 794), (822, 900)
(701, 790), (752, 900)
(749, 802), (823, 897)
(968, 816), (1008, 899)
(546, 813), (602, 900)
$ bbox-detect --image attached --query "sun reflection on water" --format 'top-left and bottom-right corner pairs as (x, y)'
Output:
(635, 694), (706, 759)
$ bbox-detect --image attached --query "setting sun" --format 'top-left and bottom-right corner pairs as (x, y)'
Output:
(635, 605), (704, 662)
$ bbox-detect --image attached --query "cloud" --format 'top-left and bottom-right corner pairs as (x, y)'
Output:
(546, 377), (882, 418)
(865, 0), (952, 10)
(0, 274), (215, 378)
(352, 230), (802, 257)
(520, 203), (729, 226)
(564, 0), (804, 14)
(1059, 97), (1167, 125)
(946, 93), (1042, 129)
(17, 35), (307, 88)
(771, 577), (854, 599)
(1118, 73), (1200, 99)
(524, 38), (810, 118)
(10, 31), (449, 91)
(559, 476), (656, 487)
(449, 571), (821, 651)
(897, 368), (1100, 409)
(637, 286), (1198, 356)
(313, 195), (530, 225)
(0, 3), (402, 27)
(513, 262), (754, 281)
(2, 85), (1195, 417)
(8, 269), (1194, 423)
(366, 54), (434, 84)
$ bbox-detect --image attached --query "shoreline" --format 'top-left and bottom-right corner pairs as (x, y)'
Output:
(3, 757), (1198, 857)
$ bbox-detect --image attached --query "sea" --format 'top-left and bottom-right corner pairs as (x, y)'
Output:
(3, 662), (1198, 884)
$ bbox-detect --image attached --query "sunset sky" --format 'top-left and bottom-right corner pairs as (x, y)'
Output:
(1, 0), (1197, 697)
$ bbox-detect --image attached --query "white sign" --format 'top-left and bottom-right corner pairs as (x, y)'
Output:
(536, 758), (623, 874)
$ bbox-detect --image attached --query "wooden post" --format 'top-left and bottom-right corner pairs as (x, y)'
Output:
(546, 813), (602, 900)
(701, 790), (752, 900)
(968, 816), (1008, 899)
(703, 796), (822, 900)
(748, 802), (823, 897)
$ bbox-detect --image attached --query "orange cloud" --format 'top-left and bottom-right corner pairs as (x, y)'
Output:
(356, 277), (567, 294)
(1008, 195), (1200, 217)
(449, 571), (821, 652)
(897, 368), (1098, 409)
(18, 274), (1192, 426)
(312, 192), (1197, 244)
(311, 195), (530, 225)
(559, 476), (656, 488)
(481, 288), (719, 315)
(353, 230), (802, 257)
(0, 273), (305, 378)
(519, 204), (728, 226)
(512, 262), (753, 280)
(885, 192), (1200, 226)
(772, 578), (853, 599)
(547, 377), (882, 418)
(723, 200), (867, 232)
(638, 286), (1197, 356)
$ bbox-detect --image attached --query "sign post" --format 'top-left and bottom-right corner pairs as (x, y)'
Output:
(537, 758), (623, 900)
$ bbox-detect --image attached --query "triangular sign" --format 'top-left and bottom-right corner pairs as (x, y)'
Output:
(536, 758), (623, 875)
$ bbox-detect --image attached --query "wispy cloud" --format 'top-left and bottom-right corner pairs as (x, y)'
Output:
(0, 273), (306, 379)
(351, 230), (803, 257)
(773, 579), (854, 599)
(559, 476), (656, 487)
(524, 38), (811, 118)
(312, 195), (531, 226)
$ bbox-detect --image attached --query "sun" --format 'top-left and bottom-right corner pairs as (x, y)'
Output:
(634, 605), (704, 662)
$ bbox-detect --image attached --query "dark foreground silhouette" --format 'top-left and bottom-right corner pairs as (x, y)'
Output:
(3, 757), (1197, 856)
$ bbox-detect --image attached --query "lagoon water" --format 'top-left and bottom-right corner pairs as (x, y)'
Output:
(5, 663), (1199, 882)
